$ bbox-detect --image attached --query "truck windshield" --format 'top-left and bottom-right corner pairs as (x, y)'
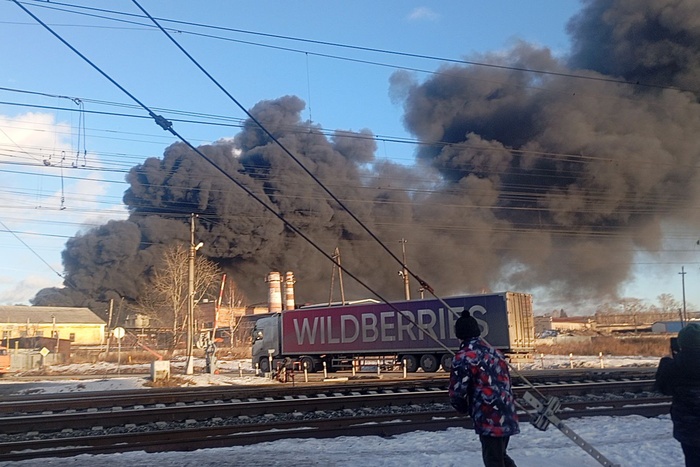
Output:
(252, 329), (263, 341)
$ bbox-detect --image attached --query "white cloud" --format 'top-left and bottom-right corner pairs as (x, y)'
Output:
(0, 111), (129, 305)
(407, 6), (439, 21)
(0, 112), (72, 166)
(0, 274), (62, 305)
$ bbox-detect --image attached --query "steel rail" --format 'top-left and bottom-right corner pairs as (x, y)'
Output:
(0, 376), (658, 435)
(0, 378), (660, 436)
(0, 368), (657, 415)
(0, 397), (671, 462)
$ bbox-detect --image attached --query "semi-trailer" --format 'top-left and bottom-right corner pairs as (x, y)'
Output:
(252, 292), (534, 373)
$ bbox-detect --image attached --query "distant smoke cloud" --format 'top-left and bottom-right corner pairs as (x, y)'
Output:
(394, 0), (700, 305)
(32, 0), (700, 311)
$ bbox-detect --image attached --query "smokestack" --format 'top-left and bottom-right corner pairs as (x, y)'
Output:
(266, 271), (282, 313)
(284, 271), (296, 310)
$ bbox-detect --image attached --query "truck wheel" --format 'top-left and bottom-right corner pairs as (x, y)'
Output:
(300, 356), (316, 373)
(259, 358), (270, 373)
(419, 354), (439, 373)
(401, 355), (418, 373)
(440, 354), (453, 372)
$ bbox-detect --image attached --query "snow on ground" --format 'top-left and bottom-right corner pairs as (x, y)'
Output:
(2, 354), (662, 395)
(5, 414), (681, 467)
(0, 354), (661, 395)
(1, 357), (275, 395)
(2, 355), (675, 466)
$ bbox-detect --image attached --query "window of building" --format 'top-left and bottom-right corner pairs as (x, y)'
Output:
(69, 333), (75, 342)
(35, 330), (44, 337)
(2, 330), (10, 340)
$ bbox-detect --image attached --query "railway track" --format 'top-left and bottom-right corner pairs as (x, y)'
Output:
(0, 368), (666, 462)
(0, 366), (657, 414)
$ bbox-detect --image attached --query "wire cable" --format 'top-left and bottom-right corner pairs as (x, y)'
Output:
(10, 0), (464, 356)
(11, 0), (405, 309)
(19, 0), (696, 95)
(0, 218), (64, 280)
(130, 0), (444, 302)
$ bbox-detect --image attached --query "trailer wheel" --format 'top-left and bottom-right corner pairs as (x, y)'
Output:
(440, 354), (453, 372)
(300, 356), (316, 373)
(400, 355), (418, 373)
(419, 354), (439, 373)
(259, 357), (270, 373)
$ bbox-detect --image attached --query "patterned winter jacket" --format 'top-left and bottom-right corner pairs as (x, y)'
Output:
(449, 337), (520, 437)
(655, 349), (700, 446)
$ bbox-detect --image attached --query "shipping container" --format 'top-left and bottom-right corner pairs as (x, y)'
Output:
(252, 292), (534, 373)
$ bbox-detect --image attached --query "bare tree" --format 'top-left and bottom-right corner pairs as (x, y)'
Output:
(220, 277), (249, 347)
(657, 293), (681, 314)
(138, 243), (221, 349)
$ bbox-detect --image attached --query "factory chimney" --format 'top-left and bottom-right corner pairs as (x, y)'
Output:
(266, 271), (282, 313)
(284, 271), (296, 310)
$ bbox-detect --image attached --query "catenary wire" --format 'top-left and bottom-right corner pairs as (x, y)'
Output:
(11, 0), (461, 355)
(11, 0), (416, 315)
(16, 0), (698, 95)
(130, 0), (447, 300)
(4, 1), (696, 312)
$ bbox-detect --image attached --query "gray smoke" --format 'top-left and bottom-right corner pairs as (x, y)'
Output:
(32, 0), (700, 313)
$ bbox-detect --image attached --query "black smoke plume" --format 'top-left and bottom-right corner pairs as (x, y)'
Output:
(32, 0), (700, 314)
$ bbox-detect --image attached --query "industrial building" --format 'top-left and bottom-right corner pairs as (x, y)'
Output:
(0, 306), (106, 346)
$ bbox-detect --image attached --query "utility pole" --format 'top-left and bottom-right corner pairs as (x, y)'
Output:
(328, 247), (346, 305)
(400, 238), (410, 300)
(185, 214), (203, 375)
(105, 299), (113, 356)
(680, 266), (687, 325)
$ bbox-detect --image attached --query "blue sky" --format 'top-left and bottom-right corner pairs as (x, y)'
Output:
(0, 1), (697, 313)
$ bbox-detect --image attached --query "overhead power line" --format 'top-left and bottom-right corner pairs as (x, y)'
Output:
(12, 0), (415, 314)
(129, 0), (443, 298)
(17, 0), (696, 95)
(0, 218), (65, 280)
(6, 0), (700, 307)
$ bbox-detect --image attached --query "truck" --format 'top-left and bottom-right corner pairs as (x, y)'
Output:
(251, 292), (534, 373)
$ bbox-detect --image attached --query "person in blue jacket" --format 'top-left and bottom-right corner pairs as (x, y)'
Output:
(449, 311), (520, 467)
(655, 322), (700, 467)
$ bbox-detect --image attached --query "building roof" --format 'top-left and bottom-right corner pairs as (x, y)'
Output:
(551, 316), (592, 323)
(0, 306), (106, 325)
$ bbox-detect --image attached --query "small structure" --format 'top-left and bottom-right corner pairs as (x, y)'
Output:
(534, 316), (554, 335)
(550, 316), (595, 333)
(150, 360), (170, 382)
(125, 313), (151, 328)
(651, 321), (686, 334)
(0, 306), (106, 346)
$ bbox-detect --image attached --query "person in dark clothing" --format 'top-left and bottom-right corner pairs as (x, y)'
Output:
(449, 311), (520, 467)
(655, 322), (700, 467)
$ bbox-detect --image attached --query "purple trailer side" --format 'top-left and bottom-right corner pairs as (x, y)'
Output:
(281, 292), (532, 355)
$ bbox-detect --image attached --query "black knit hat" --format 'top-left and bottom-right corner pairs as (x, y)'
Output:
(678, 322), (700, 350)
(455, 312), (481, 340)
